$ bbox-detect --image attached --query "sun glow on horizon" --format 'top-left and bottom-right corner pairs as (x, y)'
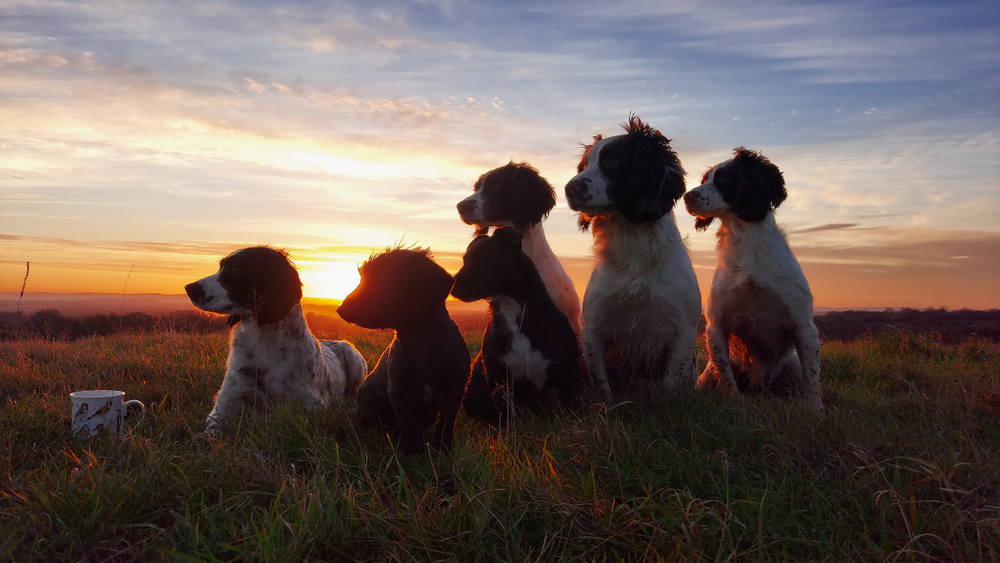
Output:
(298, 259), (362, 301)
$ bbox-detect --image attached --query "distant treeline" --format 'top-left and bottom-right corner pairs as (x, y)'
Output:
(2, 307), (998, 343)
(0, 310), (230, 341)
(815, 308), (1000, 343)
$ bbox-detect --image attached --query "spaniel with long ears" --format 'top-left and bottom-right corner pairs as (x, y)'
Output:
(564, 115), (702, 404)
(457, 161), (583, 339)
(185, 246), (367, 432)
(684, 148), (823, 411)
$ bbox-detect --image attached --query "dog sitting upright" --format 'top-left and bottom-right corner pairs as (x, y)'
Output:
(451, 227), (582, 425)
(185, 246), (368, 432)
(564, 115), (702, 405)
(457, 161), (582, 339)
(684, 148), (823, 411)
(337, 247), (471, 455)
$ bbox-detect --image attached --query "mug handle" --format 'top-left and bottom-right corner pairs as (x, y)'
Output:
(124, 399), (146, 430)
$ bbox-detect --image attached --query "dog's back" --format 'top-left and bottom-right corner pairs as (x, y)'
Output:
(320, 340), (368, 397)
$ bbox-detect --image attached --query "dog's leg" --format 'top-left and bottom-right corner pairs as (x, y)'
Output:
(582, 329), (614, 406)
(205, 369), (253, 432)
(551, 360), (583, 411)
(463, 355), (500, 424)
(663, 329), (698, 389)
(699, 324), (738, 394)
(795, 323), (824, 411)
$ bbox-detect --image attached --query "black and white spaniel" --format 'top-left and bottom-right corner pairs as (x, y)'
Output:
(185, 246), (368, 432)
(336, 247), (471, 455)
(564, 115), (702, 404)
(684, 147), (823, 411)
(456, 161), (582, 338)
(451, 227), (581, 425)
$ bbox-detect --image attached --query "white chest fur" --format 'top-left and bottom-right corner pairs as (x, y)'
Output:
(493, 295), (551, 390)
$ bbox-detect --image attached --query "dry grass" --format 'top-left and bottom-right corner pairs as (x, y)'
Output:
(0, 328), (997, 561)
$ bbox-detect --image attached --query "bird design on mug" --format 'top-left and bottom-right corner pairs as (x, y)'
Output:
(73, 403), (89, 420)
(87, 401), (112, 421)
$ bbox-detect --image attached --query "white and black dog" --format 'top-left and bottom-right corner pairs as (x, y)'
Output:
(457, 161), (582, 338)
(451, 227), (581, 425)
(564, 116), (702, 404)
(185, 246), (367, 432)
(684, 147), (823, 411)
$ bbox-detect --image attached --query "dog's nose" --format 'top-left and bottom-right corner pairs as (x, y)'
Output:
(185, 282), (205, 304)
(565, 179), (591, 204)
(683, 191), (695, 204)
(457, 199), (477, 218)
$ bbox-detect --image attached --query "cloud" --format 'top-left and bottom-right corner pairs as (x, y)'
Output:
(685, 228), (1000, 308)
(558, 0), (1000, 83)
(790, 223), (860, 234)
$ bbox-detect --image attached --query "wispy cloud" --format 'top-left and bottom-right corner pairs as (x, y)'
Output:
(1, 0), (997, 306)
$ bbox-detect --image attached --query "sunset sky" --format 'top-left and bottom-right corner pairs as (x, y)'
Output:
(2, 0), (998, 309)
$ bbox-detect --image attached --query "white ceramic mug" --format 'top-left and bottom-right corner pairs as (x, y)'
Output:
(70, 390), (145, 438)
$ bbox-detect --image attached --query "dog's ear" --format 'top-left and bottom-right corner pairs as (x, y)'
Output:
(424, 259), (455, 306)
(694, 217), (715, 231)
(486, 162), (555, 230)
(730, 148), (786, 223)
(507, 162), (556, 230)
(255, 252), (302, 325)
(621, 116), (686, 224)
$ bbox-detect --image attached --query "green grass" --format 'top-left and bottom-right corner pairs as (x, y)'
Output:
(1, 328), (998, 562)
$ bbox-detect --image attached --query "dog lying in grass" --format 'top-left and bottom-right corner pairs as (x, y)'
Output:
(184, 245), (367, 433)
(337, 247), (471, 455)
(451, 228), (581, 425)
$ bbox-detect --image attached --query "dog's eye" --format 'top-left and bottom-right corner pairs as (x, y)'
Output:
(604, 158), (619, 167)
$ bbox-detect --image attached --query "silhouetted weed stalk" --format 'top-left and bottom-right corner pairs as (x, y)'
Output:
(0, 328), (997, 561)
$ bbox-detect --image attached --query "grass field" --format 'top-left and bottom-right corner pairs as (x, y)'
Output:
(1, 326), (998, 562)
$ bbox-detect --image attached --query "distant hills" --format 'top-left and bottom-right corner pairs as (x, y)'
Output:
(0, 293), (487, 317)
(1, 293), (996, 343)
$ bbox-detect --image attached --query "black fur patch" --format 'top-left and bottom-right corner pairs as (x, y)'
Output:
(576, 115), (686, 227)
(217, 246), (302, 326)
(715, 147), (787, 223)
(471, 161), (556, 231)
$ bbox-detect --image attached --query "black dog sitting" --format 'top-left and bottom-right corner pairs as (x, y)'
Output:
(451, 227), (581, 425)
(337, 247), (471, 455)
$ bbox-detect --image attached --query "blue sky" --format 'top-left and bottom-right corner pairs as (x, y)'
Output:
(1, 0), (998, 307)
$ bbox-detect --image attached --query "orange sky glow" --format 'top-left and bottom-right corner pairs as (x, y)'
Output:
(1, 1), (998, 312)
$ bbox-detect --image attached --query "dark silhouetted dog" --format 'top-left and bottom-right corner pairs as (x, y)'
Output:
(337, 247), (471, 455)
(451, 228), (581, 425)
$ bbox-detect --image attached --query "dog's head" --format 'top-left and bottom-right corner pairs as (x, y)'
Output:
(456, 161), (556, 234)
(185, 246), (302, 327)
(337, 247), (454, 331)
(565, 115), (686, 230)
(451, 227), (534, 303)
(684, 147), (786, 231)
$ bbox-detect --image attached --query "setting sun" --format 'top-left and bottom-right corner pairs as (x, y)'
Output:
(299, 259), (362, 301)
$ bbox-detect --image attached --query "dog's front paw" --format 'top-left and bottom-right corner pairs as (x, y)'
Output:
(695, 364), (718, 389)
